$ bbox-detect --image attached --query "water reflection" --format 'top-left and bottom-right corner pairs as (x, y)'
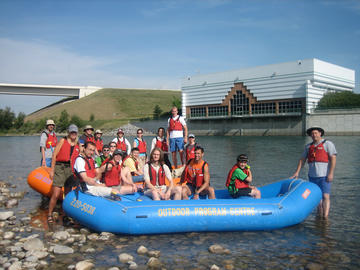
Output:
(1, 135), (359, 269)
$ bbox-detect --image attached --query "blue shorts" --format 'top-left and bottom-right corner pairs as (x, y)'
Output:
(41, 158), (52, 167)
(309, 176), (331, 194)
(169, 137), (184, 152)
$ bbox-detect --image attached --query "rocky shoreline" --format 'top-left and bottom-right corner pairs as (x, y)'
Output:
(0, 181), (231, 270)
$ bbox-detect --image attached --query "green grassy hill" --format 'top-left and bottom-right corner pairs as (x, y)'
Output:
(26, 88), (181, 130)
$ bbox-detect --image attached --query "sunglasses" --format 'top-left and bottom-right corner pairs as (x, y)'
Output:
(103, 149), (110, 152)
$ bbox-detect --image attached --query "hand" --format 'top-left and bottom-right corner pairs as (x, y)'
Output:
(291, 172), (299, 179)
(327, 173), (334, 182)
(42, 160), (46, 167)
(184, 137), (187, 144)
(49, 170), (54, 180)
(193, 193), (199, 200)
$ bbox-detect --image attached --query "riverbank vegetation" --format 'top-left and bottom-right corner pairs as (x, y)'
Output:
(1, 88), (181, 134)
(316, 91), (360, 109)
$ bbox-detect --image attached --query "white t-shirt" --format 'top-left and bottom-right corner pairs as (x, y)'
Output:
(167, 115), (186, 138)
(301, 139), (337, 178)
(74, 155), (99, 175)
(40, 131), (56, 158)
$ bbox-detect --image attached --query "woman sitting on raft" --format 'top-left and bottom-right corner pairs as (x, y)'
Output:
(99, 149), (137, 195)
(226, 154), (261, 199)
(143, 148), (182, 200)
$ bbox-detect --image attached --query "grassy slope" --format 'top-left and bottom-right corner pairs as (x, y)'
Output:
(26, 88), (181, 129)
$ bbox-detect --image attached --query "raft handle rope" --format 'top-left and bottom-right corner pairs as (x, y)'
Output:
(277, 179), (304, 209)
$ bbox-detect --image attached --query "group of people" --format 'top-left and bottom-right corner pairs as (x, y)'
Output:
(40, 107), (336, 222)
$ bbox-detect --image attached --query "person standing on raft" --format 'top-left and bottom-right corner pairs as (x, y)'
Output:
(144, 148), (182, 200)
(291, 127), (337, 218)
(40, 119), (57, 167)
(166, 107), (188, 168)
(48, 124), (80, 223)
(226, 154), (261, 199)
(112, 128), (131, 155)
(180, 146), (215, 200)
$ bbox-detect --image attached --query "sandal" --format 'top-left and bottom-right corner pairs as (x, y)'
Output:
(47, 215), (54, 223)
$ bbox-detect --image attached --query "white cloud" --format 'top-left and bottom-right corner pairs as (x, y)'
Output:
(0, 38), (180, 89)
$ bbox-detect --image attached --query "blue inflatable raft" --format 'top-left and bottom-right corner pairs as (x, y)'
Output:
(63, 179), (321, 234)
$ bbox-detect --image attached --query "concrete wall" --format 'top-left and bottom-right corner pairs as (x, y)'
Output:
(306, 109), (360, 135)
(187, 116), (303, 136)
(184, 109), (360, 136)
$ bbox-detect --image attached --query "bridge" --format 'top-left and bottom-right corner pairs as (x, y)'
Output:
(0, 83), (102, 98)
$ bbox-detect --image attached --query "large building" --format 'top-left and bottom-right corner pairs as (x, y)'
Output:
(181, 59), (355, 135)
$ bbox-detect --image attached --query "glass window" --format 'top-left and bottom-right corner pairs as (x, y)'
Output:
(279, 101), (302, 113)
(208, 106), (228, 117)
(231, 90), (249, 115)
(190, 107), (206, 117)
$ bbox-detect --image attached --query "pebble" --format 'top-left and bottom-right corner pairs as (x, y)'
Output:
(4, 231), (15, 240)
(53, 230), (71, 241)
(147, 250), (161, 258)
(137, 245), (148, 255)
(305, 262), (324, 270)
(75, 260), (94, 270)
(147, 257), (162, 269)
(53, 244), (74, 254)
(208, 244), (231, 254)
(118, 253), (134, 263)
(210, 265), (220, 270)
(23, 238), (44, 251)
(128, 261), (138, 269)
(0, 211), (14, 220)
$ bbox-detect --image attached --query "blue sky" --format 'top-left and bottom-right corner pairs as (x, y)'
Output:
(0, 0), (359, 114)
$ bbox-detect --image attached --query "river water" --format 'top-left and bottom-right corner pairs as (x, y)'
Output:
(0, 135), (359, 269)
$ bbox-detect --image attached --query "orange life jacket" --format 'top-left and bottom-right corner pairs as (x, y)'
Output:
(184, 159), (207, 188)
(75, 155), (96, 181)
(56, 138), (80, 167)
(307, 140), (329, 163)
(148, 163), (166, 186)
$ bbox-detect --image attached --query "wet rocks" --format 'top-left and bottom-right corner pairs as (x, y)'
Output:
(53, 244), (74, 254)
(136, 245), (148, 255)
(75, 260), (94, 270)
(0, 211), (14, 220)
(147, 257), (162, 269)
(208, 244), (231, 254)
(23, 237), (45, 251)
(118, 253), (134, 263)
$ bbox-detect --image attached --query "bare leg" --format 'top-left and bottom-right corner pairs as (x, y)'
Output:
(179, 150), (185, 166)
(172, 186), (182, 200)
(172, 151), (177, 168)
(322, 193), (330, 218)
(207, 187), (216, 199)
(181, 185), (191, 200)
(48, 186), (61, 217)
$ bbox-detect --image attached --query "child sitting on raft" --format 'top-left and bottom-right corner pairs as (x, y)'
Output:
(226, 154), (261, 199)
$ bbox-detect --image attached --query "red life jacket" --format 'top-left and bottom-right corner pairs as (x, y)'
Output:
(85, 134), (95, 143)
(148, 163), (166, 186)
(122, 156), (139, 176)
(43, 130), (57, 149)
(135, 138), (147, 154)
(56, 138), (80, 167)
(116, 138), (127, 152)
(95, 138), (103, 152)
(184, 159), (207, 188)
(103, 160), (121, 187)
(307, 140), (329, 163)
(75, 155), (96, 181)
(155, 137), (168, 152)
(168, 116), (183, 131)
(185, 143), (197, 162)
(225, 164), (250, 189)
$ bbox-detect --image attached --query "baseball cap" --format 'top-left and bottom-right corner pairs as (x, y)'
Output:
(113, 149), (123, 156)
(68, 124), (78, 133)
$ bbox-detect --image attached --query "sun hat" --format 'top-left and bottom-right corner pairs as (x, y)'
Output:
(68, 124), (78, 133)
(95, 129), (103, 134)
(117, 128), (124, 134)
(306, 127), (324, 136)
(188, 134), (195, 138)
(46, 119), (55, 126)
(83, 125), (94, 131)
